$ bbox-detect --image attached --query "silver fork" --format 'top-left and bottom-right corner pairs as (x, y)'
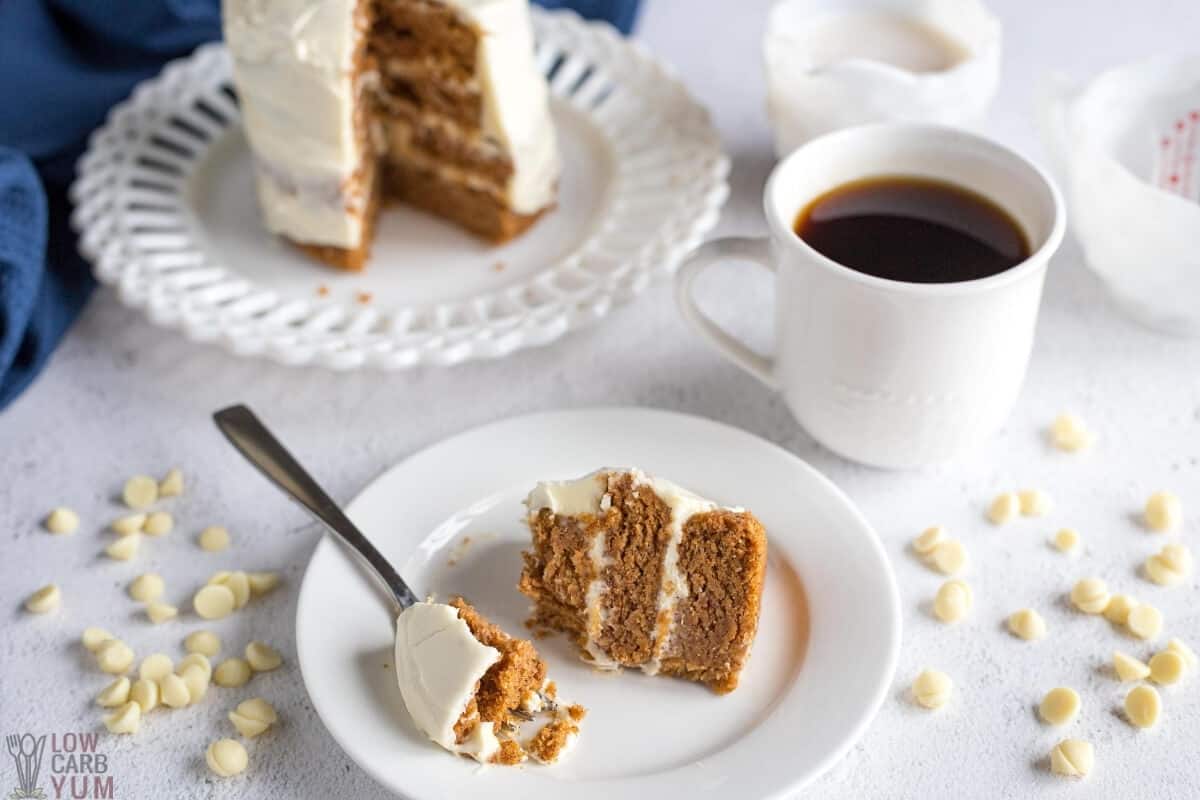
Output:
(6, 734), (27, 793)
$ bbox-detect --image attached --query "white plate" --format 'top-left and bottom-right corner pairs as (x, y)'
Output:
(296, 408), (900, 799)
(68, 11), (729, 370)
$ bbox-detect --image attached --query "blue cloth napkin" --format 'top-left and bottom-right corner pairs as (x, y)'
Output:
(0, 0), (641, 410)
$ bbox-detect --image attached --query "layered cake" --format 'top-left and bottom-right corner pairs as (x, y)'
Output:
(222, 0), (560, 270)
(394, 597), (584, 765)
(519, 469), (768, 694)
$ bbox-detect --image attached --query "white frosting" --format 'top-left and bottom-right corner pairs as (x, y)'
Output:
(394, 601), (502, 763)
(526, 470), (608, 516)
(223, 0), (558, 250)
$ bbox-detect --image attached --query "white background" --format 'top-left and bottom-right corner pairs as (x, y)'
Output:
(3, 0), (1200, 797)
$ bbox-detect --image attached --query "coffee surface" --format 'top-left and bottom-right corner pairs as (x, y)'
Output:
(794, 176), (1029, 284)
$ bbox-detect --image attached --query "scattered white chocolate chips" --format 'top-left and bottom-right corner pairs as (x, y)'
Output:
(1018, 489), (1052, 517)
(206, 739), (248, 777)
(159, 468), (184, 498)
(1008, 608), (1047, 641)
(111, 514), (146, 536)
(245, 641), (282, 672)
(912, 669), (952, 709)
(193, 584), (237, 620)
(139, 653), (174, 682)
(24, 584), (61, 614)
(1149, 650), (1186, 686)
(219, 572), (251, 609)
(105, 533), (140, 561)
(912, 526), (946, 557)
(143, 511), (174, 537)
(1039, 687), (1080, 726)
(146, 602), (178, 624)
(1103, 594), (1138, 626)
(247, 572), (281, 597)
(1114, 651), (1151, 682)
(1127, 604), (1164, 641)
(1125, 685), (1161, 728)
(1049, 413), (1094, 453)
(96, 677), (131, 708)
(199, 526), (231, 552)
(229, 698), (278, 738)
(122, 475), (159, 510)
(185, 630), (221, 657)
(1050, 739), (1094, 778)
(214, 658), (253, 688)
(159, 673), (191, 709)
(933, 579), (972, 624)
(82, 627), (114, 652)
(45, 507), (80, 534)
(987, 492), (1020, 525)
(128, 573), (165, 603)
(130, 678), (159, 713)
(1145, 542), (1193, 586)
(1144, 491), (1182, 532)
(179, 653), (213, 680)
(180, 663), (211, 703)
(1070, 578), (1110, 614)
(930, 540), (968, 575)
(1053, 528), (1081, 555)
(104, 702), (141, 735)
(1168, 638), (1198, 670)
(96, 640), (135, 674)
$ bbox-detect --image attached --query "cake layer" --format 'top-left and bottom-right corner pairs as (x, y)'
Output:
(520, 469), (768, 693)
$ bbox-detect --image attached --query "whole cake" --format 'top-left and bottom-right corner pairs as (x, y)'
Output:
(394, 597), (585, 765)
(222, 0), (560, 270)
(519, 468), (768, 693)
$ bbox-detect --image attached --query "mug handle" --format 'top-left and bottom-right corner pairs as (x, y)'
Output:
(674, 237), (777, 388)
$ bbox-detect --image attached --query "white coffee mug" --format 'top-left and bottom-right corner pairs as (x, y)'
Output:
(675, 123), (1065, 468)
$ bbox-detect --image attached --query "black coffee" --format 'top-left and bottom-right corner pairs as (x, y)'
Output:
(793, 176), (1029, 283)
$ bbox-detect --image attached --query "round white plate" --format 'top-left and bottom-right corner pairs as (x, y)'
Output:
(69, 11), (729, 369)
(296, 408), (901, 799)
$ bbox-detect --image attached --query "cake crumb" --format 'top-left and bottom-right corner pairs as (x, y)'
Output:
(493, 261), (506, 272)
(316, 285), (329, 297)
(493, 739), (526, 765)
(525, 706), (586, 764)
(356, 291), (373, 304)
(447, 536), (473, 567)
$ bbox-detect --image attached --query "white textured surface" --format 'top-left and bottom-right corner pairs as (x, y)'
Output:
(3, 1), (1200, 797)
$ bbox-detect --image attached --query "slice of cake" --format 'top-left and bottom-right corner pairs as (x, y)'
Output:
(222, 0), (559, 271)
(394, 597), (584, 765)
(519, 469), (768, 694)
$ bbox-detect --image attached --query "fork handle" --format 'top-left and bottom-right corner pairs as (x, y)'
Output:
(212, 405), (419, 614)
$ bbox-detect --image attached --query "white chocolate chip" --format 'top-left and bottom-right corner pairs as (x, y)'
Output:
(1053, 528), (1081, 555)
(1050, 413), (1094, 452)
(912, 526), (946, 557)
(104, 533), (140, 561)
(96, 640), (135, 674)
(1125, 685), (1161, 728)
(146, 602), (178, 624)
(933, 579), (972, 624)
(143, 511), (173, 537)
(1144, 491), (1182, 532)
(1039, 687), (1081, 726)
(221, 572), (251, 609)
(245, 641), (282, 672)
(1149, 651), (1185, 685)
(1114, 651), (1151, 682)
(24, 584), (61, 614)
(178, 653), (213, 680)
(180, 664), (210, 703)
(159, 468), (184, 497)
(1070, 577), (1110, 614)
(1050, 739), (1094, 778)
(228, 712), (270, 738)
(247, 572), (281, 597)
(1018, 489), (1052, 517)
(1145, 555), (1183, 587)
(122, 475), (159, 510)
(130, 678), (159, 713)
(96, 676), (131, 708)
(1145, 542), (1195, 587)
(111, 514), (146, 536)
(1127, 604), (1164, 640)
(138, 653), (174, 682)
(229, 698), (277, 738)
(193, 584), (236, 620)
(930, 540), (968, 575)
(45, 508), (80, 534)
(1167, 638), (1198, 670)
(128, 573), (165, 603)
(198, 526), (231, 552)
(103, 701), (141, 735)
(912, 669), (952, 709)
(159, 673), (191, 708)
(206, 739), (249, 777)
(987, 492), (1019, 525)
(213, 658), (253, 688)
(185, 630), (221, 657)
(1008, 608), (1047, 641)
(82, 627), (114, 653)
(1103, 594), (1138, 625)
